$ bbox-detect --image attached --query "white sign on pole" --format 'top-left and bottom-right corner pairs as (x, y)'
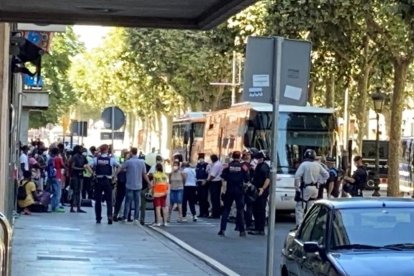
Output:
(252, 74), (270, 87)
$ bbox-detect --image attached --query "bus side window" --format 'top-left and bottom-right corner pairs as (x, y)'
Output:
(184, 130), (189, 145)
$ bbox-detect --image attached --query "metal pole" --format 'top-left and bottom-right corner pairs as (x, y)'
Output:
(111, 106), (115, 151)
(231, 51), (237, 106)
(0, 212), (12, 276)
(343, 87), (350, 149)
(266, 36), (283, 276)
(372, 112), (380, 197)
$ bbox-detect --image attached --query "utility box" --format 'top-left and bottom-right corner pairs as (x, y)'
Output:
(21, 92), (49, 110)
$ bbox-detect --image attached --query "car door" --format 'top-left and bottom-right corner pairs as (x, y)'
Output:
(301, 206), (334, 276)
(288, 205), (321, 275)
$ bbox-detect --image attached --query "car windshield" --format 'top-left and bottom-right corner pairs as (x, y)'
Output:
(331, 207), (414, 249)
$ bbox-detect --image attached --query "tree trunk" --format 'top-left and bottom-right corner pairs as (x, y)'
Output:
(355, 66), (371, 155)
(388, 58), (410, 197)
(308, 80), (315, 105)
(325, 75), (335, 108)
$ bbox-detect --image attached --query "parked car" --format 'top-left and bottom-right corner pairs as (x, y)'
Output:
(281, 198), (414, 276)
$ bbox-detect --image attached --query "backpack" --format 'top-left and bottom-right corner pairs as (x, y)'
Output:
(47, 157), (57, 179)
(196, 163), (208, 180)
(17, 180), (30, 200)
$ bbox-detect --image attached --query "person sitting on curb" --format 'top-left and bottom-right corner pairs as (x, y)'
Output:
(17, 171), (46, 214)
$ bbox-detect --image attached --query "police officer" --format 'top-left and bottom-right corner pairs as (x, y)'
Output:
(94, 144), (119, 224)
(294, 149), (329, 226)
(195, 153), (209, 218)
(344, 156), (367, 197)
(218, 151), (249, 237)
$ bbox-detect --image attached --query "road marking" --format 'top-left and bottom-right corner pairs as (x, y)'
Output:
(149, 225), (240, 276)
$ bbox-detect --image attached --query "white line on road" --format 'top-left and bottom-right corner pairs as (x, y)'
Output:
(149, 225), (240, 276)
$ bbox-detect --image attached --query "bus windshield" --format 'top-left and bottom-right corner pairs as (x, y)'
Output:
(245, 111), (336, 174)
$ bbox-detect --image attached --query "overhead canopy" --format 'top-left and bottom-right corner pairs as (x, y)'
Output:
(0, 0), (257, 29)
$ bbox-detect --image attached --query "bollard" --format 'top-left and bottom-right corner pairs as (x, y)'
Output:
(0, 213), (12, 276)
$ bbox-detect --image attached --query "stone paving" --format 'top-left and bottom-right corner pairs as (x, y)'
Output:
(11, 206), (220, 276)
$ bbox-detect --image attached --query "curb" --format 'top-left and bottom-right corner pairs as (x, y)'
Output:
(148, 225), (240, 276)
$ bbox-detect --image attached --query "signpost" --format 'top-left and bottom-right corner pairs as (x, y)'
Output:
(243, 36), (312, 276)
(101, 106), (126, 148)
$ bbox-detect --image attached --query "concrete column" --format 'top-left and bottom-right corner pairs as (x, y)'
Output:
(0, 23), (11, 216)
(19, 109), (29, 145)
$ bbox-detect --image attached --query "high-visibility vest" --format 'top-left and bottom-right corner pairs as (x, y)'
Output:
(153, 171), (169, 197)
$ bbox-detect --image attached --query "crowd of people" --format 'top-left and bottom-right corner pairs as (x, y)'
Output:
(16, 141), (273, 236)
(17, 140), (367, 236)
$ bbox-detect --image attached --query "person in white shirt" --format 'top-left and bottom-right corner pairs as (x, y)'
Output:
(207, 154), (223, 218)
(294, 149), (329, 226)
(145, 147), (157, 167)
(182, 162), (198, 222)
(20, 145), (30, 179)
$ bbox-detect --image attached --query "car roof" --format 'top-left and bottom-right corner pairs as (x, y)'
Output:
(316, 197), (414, 209)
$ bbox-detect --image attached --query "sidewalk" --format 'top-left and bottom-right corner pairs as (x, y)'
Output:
(11, 206), (219, 276)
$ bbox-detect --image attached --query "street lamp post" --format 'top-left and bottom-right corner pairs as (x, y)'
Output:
(371, 88), (385, 197)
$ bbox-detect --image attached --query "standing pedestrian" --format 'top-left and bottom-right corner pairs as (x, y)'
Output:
(182, 162), (198, 222)
(139, 162), (152, 225)
(36, 147), (47, 191)
(151, 163), (169, 226)
(19, 145), (30, 178)
(241, 151), (254, 230)
(82, 149), (94, 200)
(218, 151), (249, 237)
(48, 147), (65, 213)
(168, 161), (185, 222)
(294, 149), (329, 226)
(94, 144), (119, 224)
(113, 150), (129, 221)
(343, 156), (367, 197)
(195, 153), (209, 218)
(248, 152), (271, 236)
(120, 148), (150, 224)
(69, 145), (89, 213)
(206, 154), (223, 218)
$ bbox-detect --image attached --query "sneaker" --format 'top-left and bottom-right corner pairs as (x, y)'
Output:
(181, 217), (188, 222)
(108, 219), (113, 225)
(177, 218), (184, 223)
(218, 230), (225, 236)
(113, 217), (118, 222)
(163, 222), (169, 227)
(192, 215), (198, 222)
(54, 208), (65, 213)
(140, 221), (145, 226)
(240, 231), (247, 237)
(133, 220), (139, 225)
(154, 223), (162, 227)
(77, 209), (87, 213)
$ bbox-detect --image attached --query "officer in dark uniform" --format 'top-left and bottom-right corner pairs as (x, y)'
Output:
(195, 153), (209, 217)
(94, 144), (119, 224)
(218, 151), (249, 237)
(344, 155), (367, 197)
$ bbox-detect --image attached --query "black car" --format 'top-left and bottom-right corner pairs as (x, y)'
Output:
(281, 198), (414, 276)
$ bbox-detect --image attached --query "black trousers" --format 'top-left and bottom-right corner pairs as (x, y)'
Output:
(209, 180), (222, 218)
(197, 181), (210, 217)
(82, 176), (93, 199)
(70, 176), (83, 208)
(245, 201), (254, 228)
(252, 192), (268, 232)
(113, 180), (126, 218)
(182, 186), (197, 217)
(95, 177), (113, 221)
(220, 190), (245, 232)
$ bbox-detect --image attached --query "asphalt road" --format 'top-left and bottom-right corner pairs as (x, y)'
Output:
(148, 212), (296, 276)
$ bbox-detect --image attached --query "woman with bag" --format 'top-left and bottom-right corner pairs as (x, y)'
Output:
(151, 163), (169, 226)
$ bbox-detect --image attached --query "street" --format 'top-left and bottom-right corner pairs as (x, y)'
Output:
(147, 212), (296, 276)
